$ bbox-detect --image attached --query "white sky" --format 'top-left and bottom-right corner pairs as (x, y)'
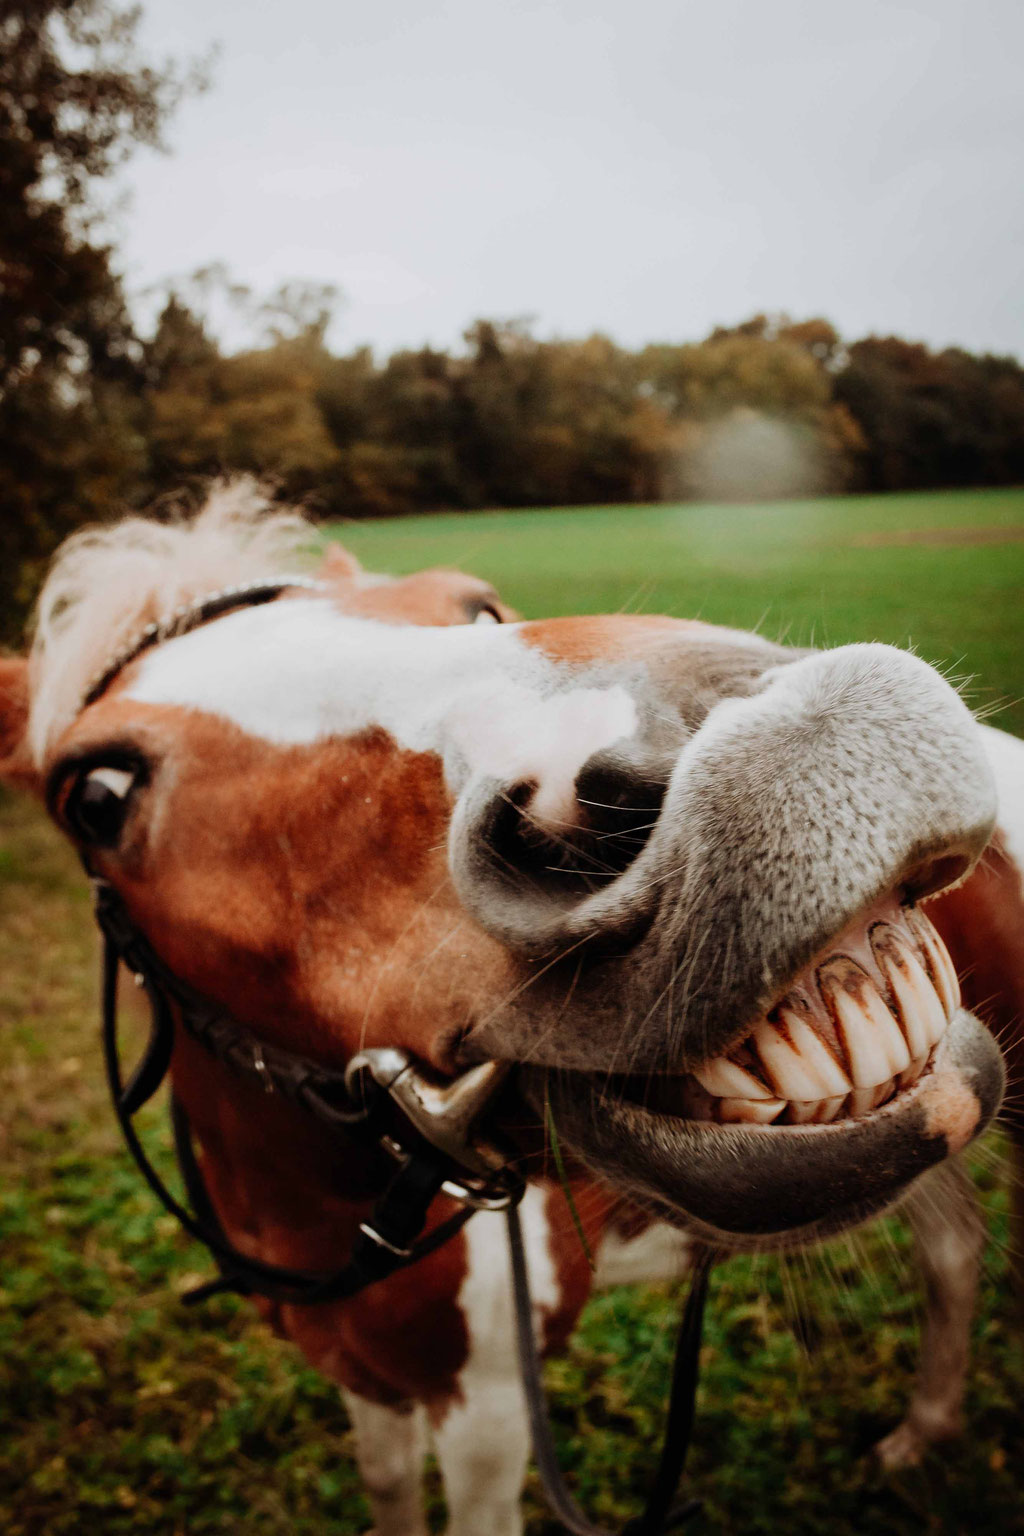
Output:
(118, 0), (1024, 360)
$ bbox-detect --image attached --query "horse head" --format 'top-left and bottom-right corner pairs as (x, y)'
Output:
(0, 486), (1004, 1249)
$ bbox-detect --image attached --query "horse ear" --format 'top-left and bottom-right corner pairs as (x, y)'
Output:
(319, 544), (364, 585)
(0, 657), (35, 790)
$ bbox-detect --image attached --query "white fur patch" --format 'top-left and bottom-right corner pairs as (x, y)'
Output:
(430, 1189), (557, 1536)
(594, 1219), (692, 1289)
(124, 599), (637, 796)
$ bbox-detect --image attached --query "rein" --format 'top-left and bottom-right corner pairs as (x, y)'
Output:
(82, 576), (714, 1534)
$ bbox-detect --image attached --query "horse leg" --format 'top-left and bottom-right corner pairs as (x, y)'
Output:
(429, 1200), (556, 1536)
(341, 1389), (429, 1536)
(874, 1159), (985, 1469)
(431, 1374), (530, 1536)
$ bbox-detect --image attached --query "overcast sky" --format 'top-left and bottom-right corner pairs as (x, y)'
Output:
(119, 0), (1024, 359)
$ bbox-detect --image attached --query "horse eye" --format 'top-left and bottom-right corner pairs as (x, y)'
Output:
(473, 603), (502, 626)
(64, 765), (138, 846)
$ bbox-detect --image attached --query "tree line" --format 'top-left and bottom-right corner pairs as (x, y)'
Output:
(127, 295), (1024, 512)
(3, 2), (1024, 641)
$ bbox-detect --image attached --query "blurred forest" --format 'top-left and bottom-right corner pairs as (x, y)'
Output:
(3, 0), (1024, 643)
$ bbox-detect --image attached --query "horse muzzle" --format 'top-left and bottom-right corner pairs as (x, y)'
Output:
(522, 897), (1005, 1244)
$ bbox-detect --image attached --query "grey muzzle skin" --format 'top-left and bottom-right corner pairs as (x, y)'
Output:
(453, 642), (997, 1073)
(449, 641), (1003, 1240)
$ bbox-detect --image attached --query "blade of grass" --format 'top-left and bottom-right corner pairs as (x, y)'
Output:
(544, 1082), (596, 1273)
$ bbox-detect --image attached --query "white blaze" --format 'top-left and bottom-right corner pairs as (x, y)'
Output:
(124, 598), (637, 797)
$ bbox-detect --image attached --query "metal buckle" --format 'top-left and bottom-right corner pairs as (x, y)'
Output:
(345, 1049), (515, 1182)
(252, 1044), (275, 1094)
(441, 1172), (524, 1212)
(376, 1135), (523, 1211)
(380, 1134), (411, 1164)
(357, 1220), (412, 1259)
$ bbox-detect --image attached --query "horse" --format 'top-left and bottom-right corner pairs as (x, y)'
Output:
(0, 483), (1020, 1536)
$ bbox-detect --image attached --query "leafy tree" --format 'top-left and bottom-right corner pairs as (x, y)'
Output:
(141, 279), (341, 501)
(0, 0), (205, 641)
(835, 338), (1024, 491)
(638, 321), (859, 498)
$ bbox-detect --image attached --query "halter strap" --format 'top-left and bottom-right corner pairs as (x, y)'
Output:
(96, 870), (711, 1531)
(81, 576), (322, 710)
(98, 889), (481, 1307)
(509, 1204), (712, 1534)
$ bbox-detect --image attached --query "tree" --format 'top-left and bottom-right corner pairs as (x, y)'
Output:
(835, 338), (1024, 491)
(144, 313), (341, 498)
(0, 0), (204, 391)
(638, 320), (859, 499)
(0, 0), (205, 641)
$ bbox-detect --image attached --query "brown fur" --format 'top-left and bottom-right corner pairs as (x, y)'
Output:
(324, 564), (515, 627)
(933, 835), (1024, 1131)
(68, 704), (508, 1069)
(0, 656), (31, 786)
(38, 561), (610, 1412)
(521, 611), (710, 664)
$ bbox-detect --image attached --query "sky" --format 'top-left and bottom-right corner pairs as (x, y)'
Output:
(117, 0), (1024, 360)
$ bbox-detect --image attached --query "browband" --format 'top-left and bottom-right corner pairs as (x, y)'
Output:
(81, 575), (323, 710)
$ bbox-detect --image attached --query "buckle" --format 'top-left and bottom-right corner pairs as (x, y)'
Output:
(345, 1049), (514, 1181)
(251, 1043), (275, 1094)
(441, 1170), (525, 1212)
(357, 1220), (413, 1259)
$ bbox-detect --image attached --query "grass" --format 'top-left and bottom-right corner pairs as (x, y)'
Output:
(2, 486), (1023, 1534)
(332, 486), (1024, 738)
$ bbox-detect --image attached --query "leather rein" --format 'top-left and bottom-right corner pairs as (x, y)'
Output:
(81, 577), (713, 1535)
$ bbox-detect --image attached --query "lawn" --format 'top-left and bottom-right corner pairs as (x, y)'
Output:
(1, 487), (1022, 1534)
(334, 486), (1024, 737)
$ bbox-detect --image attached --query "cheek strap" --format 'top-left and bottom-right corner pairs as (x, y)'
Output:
(94, 877), (493, 1307)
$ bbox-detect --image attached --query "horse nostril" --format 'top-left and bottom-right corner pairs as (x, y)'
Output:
(902, 850), (974, 903)
(574, 760), (667, 847)
(480, 762), (667, 897)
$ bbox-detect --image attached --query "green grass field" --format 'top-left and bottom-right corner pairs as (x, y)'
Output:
(335, 486), (1024, 737)
(2, 488), (1023, 1535)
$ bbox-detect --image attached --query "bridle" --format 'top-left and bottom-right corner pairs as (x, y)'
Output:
(78, 577), (714, 1535)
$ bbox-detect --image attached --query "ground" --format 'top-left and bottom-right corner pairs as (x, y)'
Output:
(1, 487), (1022, 1534)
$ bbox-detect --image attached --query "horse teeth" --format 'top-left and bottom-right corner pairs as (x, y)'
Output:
(751, 1010), (852, 1100)
(694, 1057), (775, 1100)
(691, 914), (951, 1130)
(818, 958), (911, 1085)
(786, 1092), (857, 1124)
(785, 1099), (821, 1125)
(716, 1095), (787, 1124)
(847, 1079), (896, 1117)
(898, 1053), (929, 1090)
(811, 1094), (848, 1123)
(905, 908), (961, 1017)
(872, 928), (948, 1055)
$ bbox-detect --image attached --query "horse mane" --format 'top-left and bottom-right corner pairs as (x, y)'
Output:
(27, 480), (317, 767)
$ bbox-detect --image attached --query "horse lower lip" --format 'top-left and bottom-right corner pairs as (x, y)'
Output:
(529, 1009), (1004, 1242)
